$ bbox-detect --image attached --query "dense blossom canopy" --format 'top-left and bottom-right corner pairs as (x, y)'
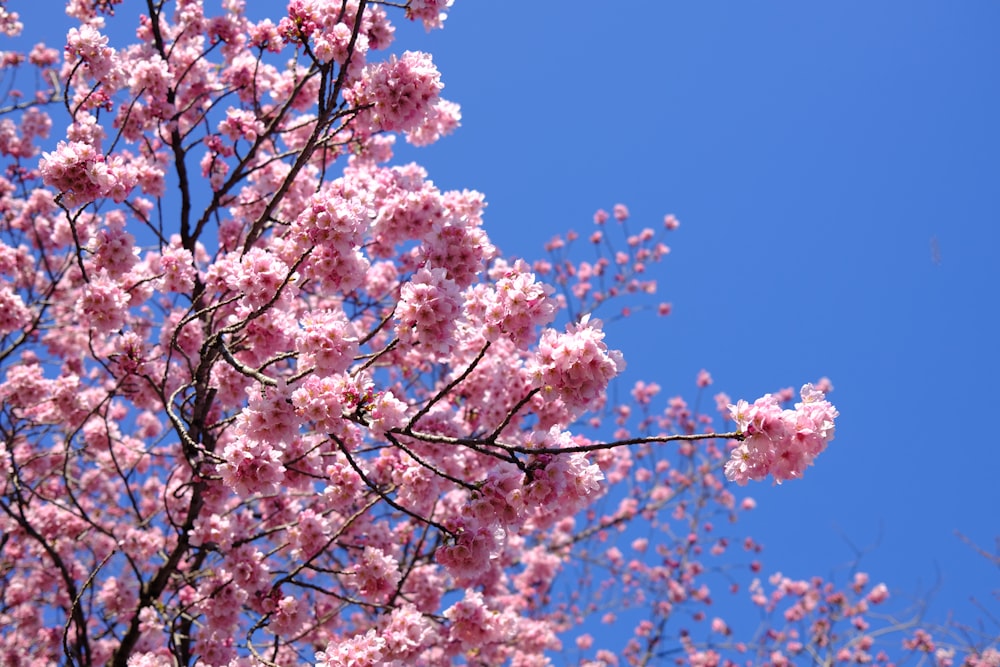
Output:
(0, 1), (994, 667)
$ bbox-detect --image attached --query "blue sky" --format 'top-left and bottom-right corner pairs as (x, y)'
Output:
(9, 0), (999, 657)
(390, 0), (1000, 648)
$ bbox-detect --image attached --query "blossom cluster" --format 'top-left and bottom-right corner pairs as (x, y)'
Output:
(725, 383), (839, 484)
(395, 266), (462, 359)
(531, 315), (626, 415)
(39, 140), (136, 208)
(484, 259), (556, 346)
(350, 50), (444, 134)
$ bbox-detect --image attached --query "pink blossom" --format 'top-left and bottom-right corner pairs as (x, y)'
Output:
(936, 648), (957, 667)
(415, 192), (494, 286)
(292, 374), (345, 434)
(316, 629), (387, 667)
(217, 437), (286, 497)
(443, 589), (505, 649)
(630, 380), (661, 405)
(711, 617), (731, 635)
(314, 22), (370, 69)
(351, 51), (443, 134)
(65, 23), (116, 81)
(90, 213), (138, 277)
(867, 583), (889, 604)
(126, 653), (174, 667)
(39, 141), (121, 208)
(349, 546), (401, 603)
(406, 0), (454, 31)
(0, 283), (31, 336)
(295, 309), (359, 375)
(0, 7), (22, 37)
(227, 247), (293, 312)
(523, 446), (604, 524)
(395, 266), (461, 358)
(407, 97), (461, 146)
(155, 241), (197, 293)
(725, 383), (838, 485)
(0, 4), (881, 664)
(77, 269), (131, 333)
(484, 259), (556, 346)
(268, 595), (306, 638)
(436, 523), (501, 584)
(370, 164), (445, 252)
(532, 315), (625, 412)
(904, 629), (937, 652)
(367, 389), (408, 435)
(379, 603), (434, 660)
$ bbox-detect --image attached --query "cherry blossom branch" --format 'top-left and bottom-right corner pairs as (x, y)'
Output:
(0, 494), (92, 664)
(383, 431), (480, 492)
(400, 428), (742, 456)
(407, 340), (490, 430)
(487, 387), (541, 444)
(214, 333), (278, 387)
(332, 433), (455, 538)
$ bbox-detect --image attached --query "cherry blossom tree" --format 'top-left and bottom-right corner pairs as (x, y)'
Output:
(0, 1), (994, 666)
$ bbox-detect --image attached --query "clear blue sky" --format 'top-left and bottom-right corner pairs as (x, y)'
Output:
(391, 0), (1000, 646)
(10, 0), (999, 656)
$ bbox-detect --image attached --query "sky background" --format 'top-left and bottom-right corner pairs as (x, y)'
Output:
(391, 0), (1000, 649)
(9, 0), (999, 657)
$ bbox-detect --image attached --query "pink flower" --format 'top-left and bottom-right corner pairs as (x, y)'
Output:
(90, 213), (138, 277)
(367, 389), (408, 435)
(227, 247), (293, 312)
(316, 629), (387, 667)
(0, 7), (21, 36)
(0, 283), (31, 336)
(484, 259), (555, 346)
(39, 141), (123, 208)
(436, 523), (501, 584)
(296, 309), (359, 375)
(126, 653), (174, 667)
(268, 595), (306, 638)
(313, 22), (369, 67)
(406, 0), (454, 31)
(903, 629), (936, 652)
(867, 582), (889, 604)
(415, 192), (494, 286)
(351, 51), (443, 133)
(77, 269), (131, 333)
(156, 241), (196, 293)
(443, 590), (505, 649)
(522, 445), (604, 524)
(217, 437), (286, 497)
(630, 380), (661, 406)
(65, 23), (116, 81)
(395, 266), (461, 358)
(349, 546), (402, 603)
(532, 315), (625, 412)
(407, 97), (461, 146)
(370, 164), (445, 252)
(725, 384), (838, 485)
(218, 108), (266, 142)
